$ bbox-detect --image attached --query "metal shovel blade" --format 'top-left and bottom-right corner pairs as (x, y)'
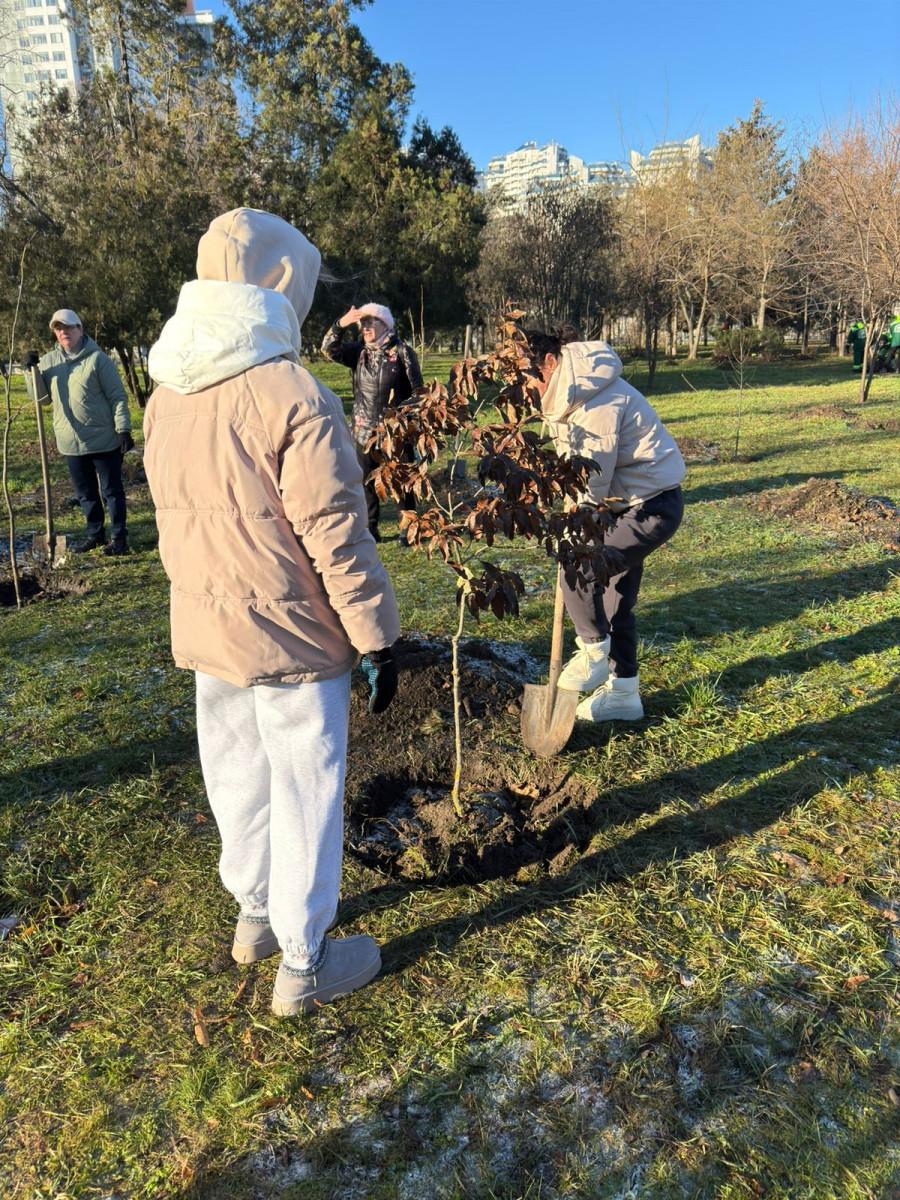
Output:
(520, 683), (579, 758)
(31, 532), (68, 565)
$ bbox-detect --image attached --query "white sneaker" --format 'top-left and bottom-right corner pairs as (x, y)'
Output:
(576, 675), (644, 722)
(557, 636), (611, 692)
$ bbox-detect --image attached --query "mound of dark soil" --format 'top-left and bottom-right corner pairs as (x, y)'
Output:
(856, 417), (900, 434)
(345, 635), (592, 882)
(802, 404), (854, 421)
(677, 437), (721, 464)
(754, 478), (900, 549)
(0, 566), (90, 608)
(799, 405), (900, 435)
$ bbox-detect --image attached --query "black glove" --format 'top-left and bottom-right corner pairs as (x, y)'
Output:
(361, 646), (398, 715)
(23, 351), (40, 370)
(118, 431), (135, 454)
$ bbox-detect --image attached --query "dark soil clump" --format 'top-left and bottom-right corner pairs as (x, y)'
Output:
(345, 635), (592, 882)
(802, 404), (854, 421)
(677, 437), (721, 464)
(753, 478), (900, 550)
(0, 567), (90, 608)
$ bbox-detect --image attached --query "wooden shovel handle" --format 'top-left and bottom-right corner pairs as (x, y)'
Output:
(32, 366), (55, 547)
(546, 564), (567, 693)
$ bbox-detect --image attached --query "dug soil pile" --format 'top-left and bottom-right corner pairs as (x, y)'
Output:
(345, 635), (595, 883)
(676, 437), (721, 464)
(753, 477), (899, 550)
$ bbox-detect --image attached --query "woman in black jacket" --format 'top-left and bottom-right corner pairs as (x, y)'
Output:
(321, 303), (422, 542)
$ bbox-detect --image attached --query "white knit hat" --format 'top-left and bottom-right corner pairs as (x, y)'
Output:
(356, 303), (394, 331)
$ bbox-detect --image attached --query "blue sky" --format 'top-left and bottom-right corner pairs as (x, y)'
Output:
(203, 0), (898, 169)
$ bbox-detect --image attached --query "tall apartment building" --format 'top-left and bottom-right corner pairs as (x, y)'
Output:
(481, 135), (713, 206)
(0, 0), (213, 175)
(481, 140), (636, 205)
(628, 134), (713, 183)
(482, 141), (613, 204)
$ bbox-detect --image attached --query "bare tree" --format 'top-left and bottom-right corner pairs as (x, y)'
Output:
(469, 186), (616, 333)
(799, 101), (900, 401)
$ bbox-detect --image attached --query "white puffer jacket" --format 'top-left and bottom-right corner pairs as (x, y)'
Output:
(541, 341), (685, 510)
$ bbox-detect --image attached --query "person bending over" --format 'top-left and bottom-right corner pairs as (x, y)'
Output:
(528, 328), (685, 723)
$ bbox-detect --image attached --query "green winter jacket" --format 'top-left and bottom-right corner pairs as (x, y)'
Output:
(36, 336), (130, 456)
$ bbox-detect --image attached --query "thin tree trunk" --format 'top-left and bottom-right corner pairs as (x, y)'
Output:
(801, 285), (810, 355)
(450, 592), (467, 816)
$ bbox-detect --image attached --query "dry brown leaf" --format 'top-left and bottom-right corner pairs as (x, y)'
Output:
(192, 1006), (210, 1047)
(865, 896), (899, 922)
(769, 850), (810, 872)
(793, 1060), (819, 1082)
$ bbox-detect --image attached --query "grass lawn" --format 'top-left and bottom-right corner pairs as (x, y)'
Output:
(1, 350), (898, 1199)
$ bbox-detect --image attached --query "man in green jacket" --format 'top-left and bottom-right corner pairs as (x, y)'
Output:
(25, 309), (133, 555)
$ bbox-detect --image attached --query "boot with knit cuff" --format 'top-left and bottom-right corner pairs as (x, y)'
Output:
(271, 935), (382, 1016)
(232, 908), (341, 965)
(576, 674), (644, 723)
(557, 635), (611, 692)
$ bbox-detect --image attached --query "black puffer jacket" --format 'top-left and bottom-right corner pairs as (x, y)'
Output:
(321, 322), (423, 444)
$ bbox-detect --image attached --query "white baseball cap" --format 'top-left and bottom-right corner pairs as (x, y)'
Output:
(49, 308), (82, 330)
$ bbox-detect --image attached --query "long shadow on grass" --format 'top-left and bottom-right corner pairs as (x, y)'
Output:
(684, 468), (868, 504)
(364, 688), (896, 944)
(524, 558), (897, 663)
(644, 615), (900, 717)
(0, 729), (196, 806)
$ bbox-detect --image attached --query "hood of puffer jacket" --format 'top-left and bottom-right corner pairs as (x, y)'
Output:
(148, 209), (321, 395)
(540, 341), (624, 425)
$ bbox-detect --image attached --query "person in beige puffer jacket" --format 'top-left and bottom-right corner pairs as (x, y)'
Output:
(144, 208), (400, 1016)
(527, 328), (686, 724)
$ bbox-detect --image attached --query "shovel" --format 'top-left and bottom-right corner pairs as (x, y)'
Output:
(30, 365), (66, 565)
(521, 565), (579, 757)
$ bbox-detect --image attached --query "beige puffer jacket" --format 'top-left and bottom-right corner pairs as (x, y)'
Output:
(541, 341), (685, 511)
(144, 209), (400, 687)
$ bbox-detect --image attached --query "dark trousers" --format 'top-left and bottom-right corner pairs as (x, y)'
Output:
(561, 486), (684, 678)
(356, 444), (415, 537)
(66, 449), (127, 542)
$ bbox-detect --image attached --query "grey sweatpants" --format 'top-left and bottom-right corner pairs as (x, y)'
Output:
(195, 669), (351, 969)
(562, 486), (684, 678)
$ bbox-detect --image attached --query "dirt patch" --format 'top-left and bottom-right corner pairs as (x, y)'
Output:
(801, 404), (854, 421)
(753, 478), (900, 550)
(799, 405), (900, 435)
(676, 437), (721, 464)
(345, 635), (593, 883)
(0, 567), (90, 608)
(856, 417), (900, 434)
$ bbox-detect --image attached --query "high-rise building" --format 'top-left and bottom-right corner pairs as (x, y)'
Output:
(480, 140), (634, 206)
(482, 141), (591, 204)
(480, 135), (712, 206)
(0, 0), (213, 175)
(628, 134), (713, 183)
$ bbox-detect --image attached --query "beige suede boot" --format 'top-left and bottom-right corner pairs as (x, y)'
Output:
(271, 936), (382, 1016)
(557, 636), (611, 692)
(576, 674), (644, 722)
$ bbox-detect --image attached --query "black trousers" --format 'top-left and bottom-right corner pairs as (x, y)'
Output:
(356, 444), (415, 537)
(65, 449), (127, 542)
(561, 486), (684, 678)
